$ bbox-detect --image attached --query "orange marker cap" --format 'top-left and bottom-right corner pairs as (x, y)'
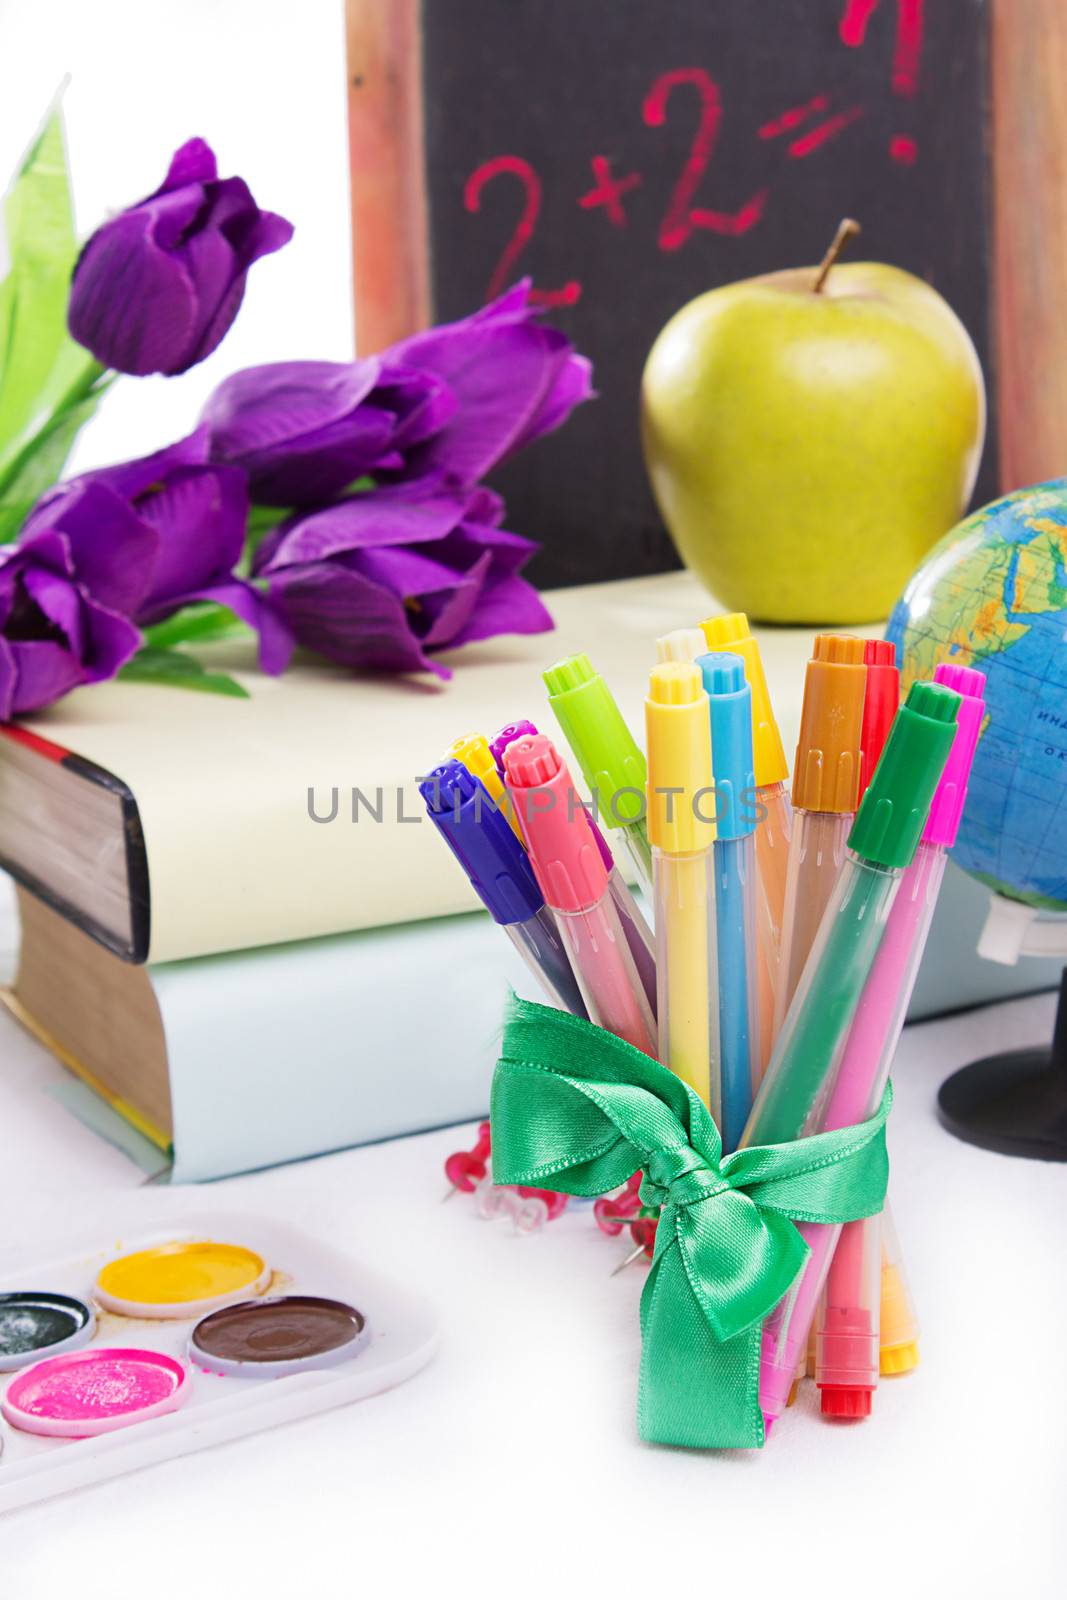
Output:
(791, 634), (866, 813)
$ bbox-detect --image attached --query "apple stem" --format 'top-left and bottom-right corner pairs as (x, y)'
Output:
(813, 218), (861, 293)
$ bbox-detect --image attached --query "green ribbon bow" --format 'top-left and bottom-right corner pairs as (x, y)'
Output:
(490, 995), (891, 1450)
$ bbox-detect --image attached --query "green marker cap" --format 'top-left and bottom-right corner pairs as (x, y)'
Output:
(542, 653), (647, 826)
(848, 680), (960, 868)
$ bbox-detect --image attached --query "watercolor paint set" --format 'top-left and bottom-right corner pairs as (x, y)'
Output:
(0, 1212), (438, 1512)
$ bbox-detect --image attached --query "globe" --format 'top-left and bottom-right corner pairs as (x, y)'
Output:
(886, 479), (1067, 913)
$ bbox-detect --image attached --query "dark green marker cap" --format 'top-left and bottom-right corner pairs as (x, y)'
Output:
(848, 681), (960, 869)
(542, 653), (647, 825)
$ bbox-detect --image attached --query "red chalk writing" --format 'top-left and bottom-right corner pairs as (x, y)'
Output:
(840, 0), (926, 156)
(643, 68), (766, 251)
(463, 155), (582, 308)
(788, 106), (864, 158)
(578, 156), (642, 228)
(461, 18), (929, 305)
(759, 96), (830, 139)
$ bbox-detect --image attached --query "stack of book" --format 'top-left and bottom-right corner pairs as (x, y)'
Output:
(0, 571), (1054, 1179)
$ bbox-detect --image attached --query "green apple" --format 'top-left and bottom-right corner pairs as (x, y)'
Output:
(641, 221), (986, 623)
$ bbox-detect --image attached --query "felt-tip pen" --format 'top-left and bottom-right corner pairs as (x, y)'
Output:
(646, 661), (718, 1113)
(774, 634), (866, 1040)
(698, 651), (760, 1149)
(542, 654), (653, 898)
(700, 613), (791, 1078)
(490, 718), (656, 1017)
(741, 680), (961, 1428)
(505, 734), (657, 1055)
(419, 759), (587, 1017)
(815, 661), (985, 1416)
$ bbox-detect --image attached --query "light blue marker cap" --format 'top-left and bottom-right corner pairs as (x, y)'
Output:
(697, 653), (757, 841)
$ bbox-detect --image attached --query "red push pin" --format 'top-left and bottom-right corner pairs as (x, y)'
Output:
(444, 1121), (491, 1197)
(593, 1171), (643, 1235)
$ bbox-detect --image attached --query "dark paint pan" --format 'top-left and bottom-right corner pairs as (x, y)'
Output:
(0, 1292), (96, 1372)
(189, 1295), (368, 1378)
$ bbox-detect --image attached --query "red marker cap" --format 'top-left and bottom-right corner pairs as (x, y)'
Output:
(504, 734), (607, 913)
(857, 639), (900, 802)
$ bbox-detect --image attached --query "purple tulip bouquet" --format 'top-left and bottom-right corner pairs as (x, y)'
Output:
(0, 108), (591, 718)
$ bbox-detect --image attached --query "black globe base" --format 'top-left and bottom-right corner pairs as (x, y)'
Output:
(937, 968), (1067, 1161)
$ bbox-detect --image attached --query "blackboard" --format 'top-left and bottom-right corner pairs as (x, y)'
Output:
(348, 0), (994, 590)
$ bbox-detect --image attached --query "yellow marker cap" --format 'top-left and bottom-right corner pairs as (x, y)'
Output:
(880, 1341), (920, 1376)
(791, 634), (866, 812)
(645, 663), (714, 854)
(446, 733), (523, 839)
(700, 612), (788, 788)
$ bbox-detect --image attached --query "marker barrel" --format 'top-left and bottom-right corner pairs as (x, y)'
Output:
(746, 852), (901, 1150)
(607, 867), (658, 1018)
(619, 821), (655, 901)
(753, 780), (792, 1076)
(774, 808), (852, 1039)
(654, 846), (718, 1115)
(555, 893), (657, 1054)
(714, 831), (759, 1150)
(504, 907), (592, 1017)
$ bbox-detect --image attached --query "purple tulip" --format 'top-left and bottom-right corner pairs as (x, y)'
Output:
(385, 281), (594, 486)
(200, 281), (592, 504)
(256, 484), (553, 678)
(76, 431), (292, 673)
(201, 358), (452, 507)
(0, 482), (149, 717)
(68, 138), (293, 377)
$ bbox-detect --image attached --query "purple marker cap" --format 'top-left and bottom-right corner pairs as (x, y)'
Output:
(419, 759), (544, 924)
(489, 719), (540, 777)
(923, 663), (987, 847)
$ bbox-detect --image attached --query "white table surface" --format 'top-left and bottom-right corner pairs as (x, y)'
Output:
(0, 883), (1063, 1596)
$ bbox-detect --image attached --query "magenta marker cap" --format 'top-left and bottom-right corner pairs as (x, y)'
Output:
(504, 734), (608, 913)
(490, 719), (540, 777)
(923, 663), (986, 847)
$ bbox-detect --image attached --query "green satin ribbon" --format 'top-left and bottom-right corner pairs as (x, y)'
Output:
(490, 994), (891, 1450)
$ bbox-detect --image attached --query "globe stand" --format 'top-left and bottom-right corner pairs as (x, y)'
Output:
(938, 968), (1067, 1160)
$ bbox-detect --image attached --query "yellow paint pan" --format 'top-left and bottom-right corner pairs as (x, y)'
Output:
(95, 1240), (270, 1320)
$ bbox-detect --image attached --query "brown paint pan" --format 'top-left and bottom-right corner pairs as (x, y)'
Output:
(189, 1295), (368, 1378)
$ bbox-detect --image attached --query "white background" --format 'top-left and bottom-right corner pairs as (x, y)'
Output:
(0, 4), (1064, 1595)
(0, 943), (1063, 1597)
(0, 0), (354, 474)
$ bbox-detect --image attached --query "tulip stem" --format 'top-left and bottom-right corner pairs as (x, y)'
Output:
(813, 218), (861, 293)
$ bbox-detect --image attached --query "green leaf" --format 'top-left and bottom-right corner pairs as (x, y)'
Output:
(0, 99), (84, 464)
(0, 365), (112, 542)
(143, 601), (256, 651)
(117, 646), (250, 699)
(241, 503), (289, 574)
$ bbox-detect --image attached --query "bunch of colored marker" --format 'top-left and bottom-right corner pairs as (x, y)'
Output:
(421, 614), (986, 1432)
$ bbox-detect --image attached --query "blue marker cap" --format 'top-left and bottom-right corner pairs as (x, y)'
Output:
(419, 759), (544, 925)
(697, 653), (757, 841)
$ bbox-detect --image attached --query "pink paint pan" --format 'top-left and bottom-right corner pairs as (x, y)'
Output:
(1, 1346), (189, 1438)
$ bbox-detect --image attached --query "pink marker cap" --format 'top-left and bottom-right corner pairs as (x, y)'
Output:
(504, 734), (608, 912)
(923, 663), (986, 847)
